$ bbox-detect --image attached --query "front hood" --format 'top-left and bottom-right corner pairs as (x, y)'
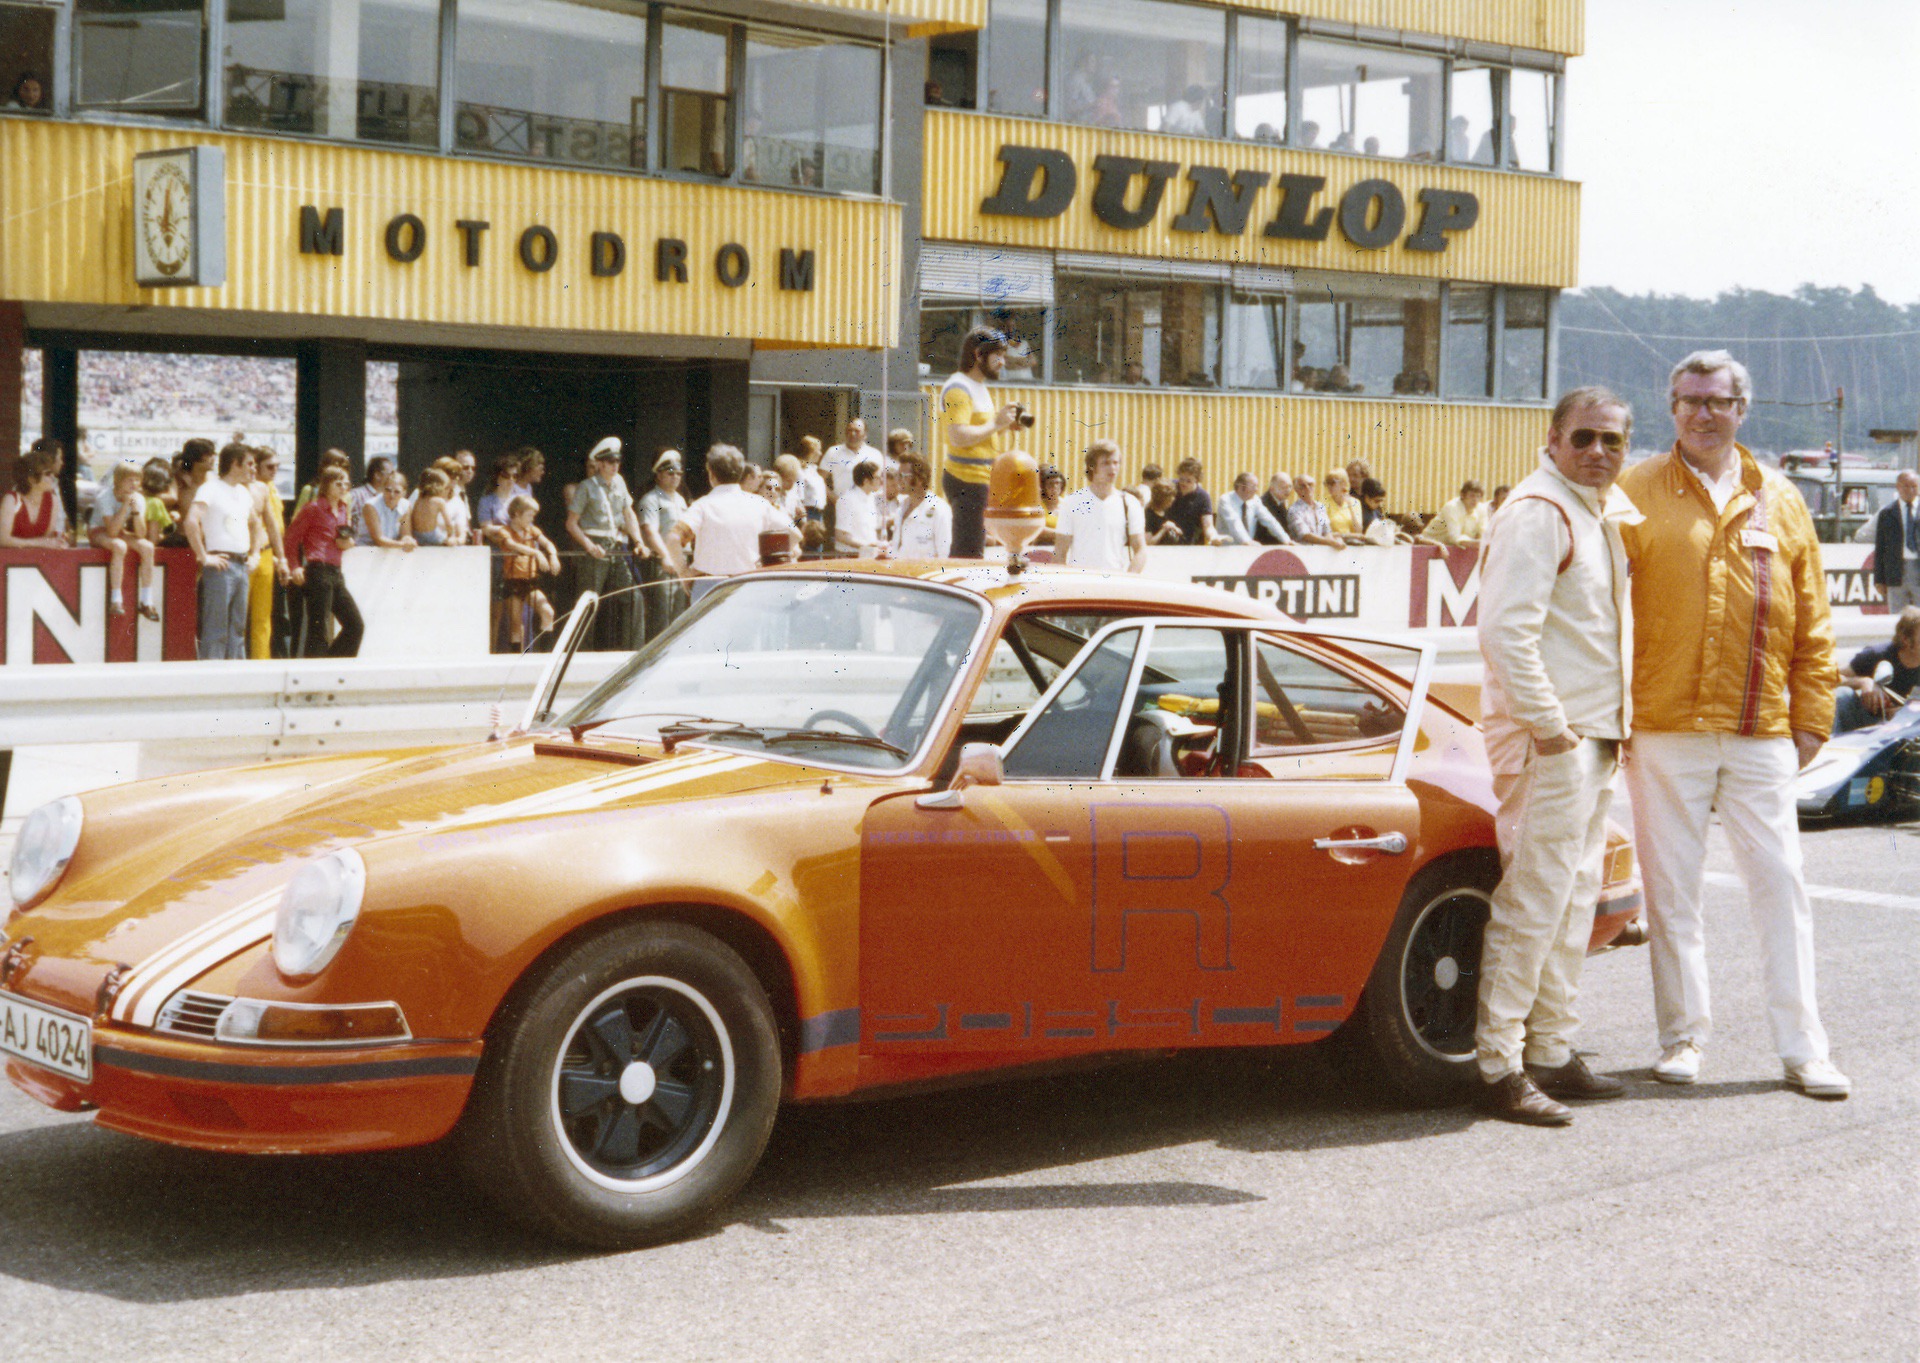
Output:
(5, 739), (829, 1016)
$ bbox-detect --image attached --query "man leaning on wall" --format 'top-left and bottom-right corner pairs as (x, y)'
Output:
(1474, 386), (1640, 1126)
(1617, 350), (1849, 1100)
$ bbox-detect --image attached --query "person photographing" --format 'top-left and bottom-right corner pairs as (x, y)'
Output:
(939, 327), (1026, 558)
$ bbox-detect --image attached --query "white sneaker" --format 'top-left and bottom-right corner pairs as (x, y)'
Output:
(1784, 1058), (1851, 1100)
(1652, 1041), (1702, 1084)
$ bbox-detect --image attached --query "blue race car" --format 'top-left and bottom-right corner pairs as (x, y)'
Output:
(1796, 696), (1920, 823)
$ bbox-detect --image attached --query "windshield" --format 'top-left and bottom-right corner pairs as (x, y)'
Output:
(557, 576), (988, 771)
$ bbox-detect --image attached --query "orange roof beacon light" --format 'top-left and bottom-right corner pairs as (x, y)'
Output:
(985, 448), (1045, 573)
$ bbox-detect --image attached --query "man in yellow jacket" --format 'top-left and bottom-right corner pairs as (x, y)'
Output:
(1617, 350), (1848, 1099)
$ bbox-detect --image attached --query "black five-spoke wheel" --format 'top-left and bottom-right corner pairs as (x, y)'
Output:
(459, 921), (781, 1248)
(554, 980), (729, 1188)
(1347, 859), (1498, 1105)
(1398, 888), (1490, 1062)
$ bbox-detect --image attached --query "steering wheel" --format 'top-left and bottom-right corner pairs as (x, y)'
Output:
(803, 709), (880, 740)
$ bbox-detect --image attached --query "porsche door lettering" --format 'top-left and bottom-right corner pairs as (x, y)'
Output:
(1090, 804), (1232, 973)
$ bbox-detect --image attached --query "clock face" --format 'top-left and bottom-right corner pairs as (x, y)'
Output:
(140, 160), (193, 278)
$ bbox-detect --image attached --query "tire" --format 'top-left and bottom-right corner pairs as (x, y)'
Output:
(1348, 857), (1498, 1106)
(458, 920), (782, 1249)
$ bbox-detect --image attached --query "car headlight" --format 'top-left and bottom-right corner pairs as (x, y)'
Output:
(272, 850), (367, 979)
(9, 796), (83, 911)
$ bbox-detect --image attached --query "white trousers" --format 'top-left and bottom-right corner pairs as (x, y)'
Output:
(1625, 731), (1830, 1067)
(1476, 737), (1618, 1080)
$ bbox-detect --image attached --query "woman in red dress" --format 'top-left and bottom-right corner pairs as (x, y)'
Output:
(1, 443), (71, 549)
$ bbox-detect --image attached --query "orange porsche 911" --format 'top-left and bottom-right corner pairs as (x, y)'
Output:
(2, 564), (1641, 1247)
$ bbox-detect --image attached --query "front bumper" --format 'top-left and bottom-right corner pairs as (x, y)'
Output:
(5, 1026), (482, 1154)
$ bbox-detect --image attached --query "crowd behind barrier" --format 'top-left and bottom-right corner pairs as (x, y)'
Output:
(5, 401), (1904, 669)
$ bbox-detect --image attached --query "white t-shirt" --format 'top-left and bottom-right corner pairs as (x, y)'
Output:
(445, 488), (473, 542)
(1681, 457), (1741, 514)
(193, 476), (254, 555)
(681, 483), (794, 576)
(835, 488), (881, 555)
(891, 492), (953, 559)
(1055, 487), (1145, 571)
(822, 444), (879, 500)
(797, 466), (828, 512)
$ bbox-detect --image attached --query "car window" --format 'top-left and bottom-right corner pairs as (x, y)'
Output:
(968, 610), (1150, 717)
(1002, 628), (1142, 779)
(1112, 627), (1238, 779)
(1247, 633), (1409, 778)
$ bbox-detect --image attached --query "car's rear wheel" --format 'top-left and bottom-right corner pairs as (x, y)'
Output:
(459, 920), (781, 1248)
(1348, 858), (1497, 1106)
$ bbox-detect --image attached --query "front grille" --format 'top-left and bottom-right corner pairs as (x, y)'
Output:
(155, 991), (233, 1039)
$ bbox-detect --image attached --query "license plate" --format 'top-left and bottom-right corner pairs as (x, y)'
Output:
(0, 991), (93, 1083)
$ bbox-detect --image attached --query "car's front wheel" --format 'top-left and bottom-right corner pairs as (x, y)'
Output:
(1348, 857), (1497, 1105)
(459, 920), (782, 1248)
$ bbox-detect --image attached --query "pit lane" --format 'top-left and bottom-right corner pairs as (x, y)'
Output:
(0, 817), (1913, 1362)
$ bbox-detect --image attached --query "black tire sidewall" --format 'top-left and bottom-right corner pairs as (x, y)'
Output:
(1358, 859), (1497, 1106)
(466, 920), (782, 1249)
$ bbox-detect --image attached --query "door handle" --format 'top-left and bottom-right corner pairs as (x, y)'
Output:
(1313, 832), (1407, 855)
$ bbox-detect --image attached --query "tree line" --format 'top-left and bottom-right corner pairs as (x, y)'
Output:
(1559, 285), (1920, 456)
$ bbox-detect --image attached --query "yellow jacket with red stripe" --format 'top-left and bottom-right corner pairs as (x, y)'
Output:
(1617, 445), (1836, 739)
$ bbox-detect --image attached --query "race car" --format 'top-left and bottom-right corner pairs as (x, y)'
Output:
(1796, 696), (1920, 822)
(3, 562), (1642, 1248)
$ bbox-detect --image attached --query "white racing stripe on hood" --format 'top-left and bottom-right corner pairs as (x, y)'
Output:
(111, 888), (281, 1025)
(124, 902), (284, 1028)
(112, 752), (768, 1029)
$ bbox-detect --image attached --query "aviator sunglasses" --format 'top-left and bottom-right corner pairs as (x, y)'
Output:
(1568, 428), (1627, 453)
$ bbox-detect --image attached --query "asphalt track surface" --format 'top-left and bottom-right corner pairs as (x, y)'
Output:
(1, 819), (1913, 1362)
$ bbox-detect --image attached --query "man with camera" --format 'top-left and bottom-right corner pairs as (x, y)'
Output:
(939, 327), (1027, 558)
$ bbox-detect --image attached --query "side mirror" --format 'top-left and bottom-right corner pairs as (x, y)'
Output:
(915, 743), (1004, 809)
(953, 743), (1004, 790)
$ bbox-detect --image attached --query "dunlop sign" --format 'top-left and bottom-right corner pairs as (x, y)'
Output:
(981, 145), (1479, 255)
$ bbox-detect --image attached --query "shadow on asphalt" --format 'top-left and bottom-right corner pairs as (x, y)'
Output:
(0, 1041), (1474, 1300)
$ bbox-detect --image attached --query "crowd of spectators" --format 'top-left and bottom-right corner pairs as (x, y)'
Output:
(10, 410), (1513, 659)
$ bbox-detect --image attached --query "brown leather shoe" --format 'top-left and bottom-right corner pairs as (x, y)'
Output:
(1527, 1053), (1625, 1100)
(1481, 1071), (1573, 1127)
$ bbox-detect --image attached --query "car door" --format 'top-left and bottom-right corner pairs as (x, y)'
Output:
(859, 619), (1434, 1057)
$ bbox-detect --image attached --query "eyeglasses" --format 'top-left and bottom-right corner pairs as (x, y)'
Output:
(1568, 429), (1628, 453)
(1674, 395), (1740, 415)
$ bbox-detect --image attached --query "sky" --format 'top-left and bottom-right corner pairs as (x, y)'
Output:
(1569, 0), (1920, 302)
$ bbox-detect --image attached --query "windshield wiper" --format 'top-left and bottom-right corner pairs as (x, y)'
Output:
(567, 712), (731, 742)
(657, 719), (758, 752)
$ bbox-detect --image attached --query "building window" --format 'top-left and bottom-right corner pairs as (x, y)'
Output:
(1058, 0), (1224, 137)
(1508, 67), (1557, 171)
(1447, 60), (1496, 165)
(1443, 283), (1493, 398)
(223, 0), (440, 147)
(451, 0), (647, 171)
(1224, 292), (1287, 391)
(744, 31), (880, 193)
(919, 303), (1045, 383)
(1294, 272), (1439, 396)
(1231, 14), (1287, 143)
(1501, 287), (1549, 401)
(74, 0), (205, 112)
(1294, 36), (1443, 160)
(661, 12), (732, 177)
(926, 29), (976, 110)
(1, 3), (55, 114)
(985, 0), (1045, 118)
(1054, 274), (1219, 388)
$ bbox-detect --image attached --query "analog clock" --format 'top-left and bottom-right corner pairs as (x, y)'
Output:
(140, 158), (194, 278)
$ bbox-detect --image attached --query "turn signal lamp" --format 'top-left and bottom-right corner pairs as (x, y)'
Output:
(985, 449), (1045, 571)
(216, 999), (411, 1045)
